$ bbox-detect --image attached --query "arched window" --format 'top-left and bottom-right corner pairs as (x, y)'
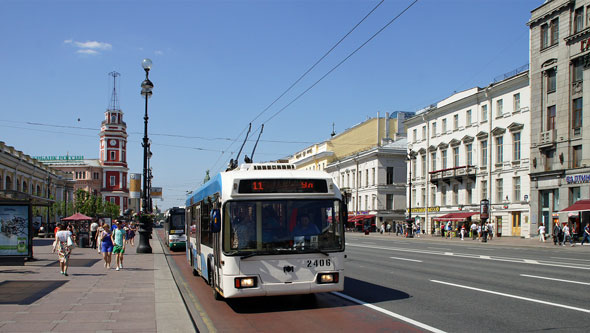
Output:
(5, 176), (12, 190)
(22, 181), (27, 193)
(37, 185), (41, 196)
(16, 179), (21, 192)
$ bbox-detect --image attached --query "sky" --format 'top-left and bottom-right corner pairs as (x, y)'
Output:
(0, 0), (542, 210)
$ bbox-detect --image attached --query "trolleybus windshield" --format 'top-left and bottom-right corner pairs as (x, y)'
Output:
(223, 199), (344, 255)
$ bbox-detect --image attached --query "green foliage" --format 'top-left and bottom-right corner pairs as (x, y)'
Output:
(73, 189), (121, 219)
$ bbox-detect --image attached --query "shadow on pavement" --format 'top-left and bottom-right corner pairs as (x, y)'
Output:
(33, 239), (55, 246)
(0, 280), (67, 305)
(119, 268), (156, 271)
(71, 273), (107, 276)
(226, 276), (410, 314)
(0, 269), (38, 274)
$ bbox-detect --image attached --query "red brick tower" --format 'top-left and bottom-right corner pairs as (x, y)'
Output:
(99, 71), (129, 213)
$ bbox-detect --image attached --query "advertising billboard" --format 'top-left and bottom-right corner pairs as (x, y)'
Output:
(0, 205), (30, 256)
(151, 187), (163, 200)
(130, 173), (141, 199)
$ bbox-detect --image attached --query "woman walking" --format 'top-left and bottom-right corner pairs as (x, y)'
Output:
(100, 223), (114, 269)
(52, 224), (74, 276)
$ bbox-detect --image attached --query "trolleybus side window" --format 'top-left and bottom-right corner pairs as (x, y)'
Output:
(200, 201), (212, 247)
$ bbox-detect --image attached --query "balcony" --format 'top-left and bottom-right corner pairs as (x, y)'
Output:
(429, 165), (477, 185)
(538, 130), (556, 148)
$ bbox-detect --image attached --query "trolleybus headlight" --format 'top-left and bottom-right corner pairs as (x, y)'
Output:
(235, 277), (257, 289)
(318, 273), (339, 284)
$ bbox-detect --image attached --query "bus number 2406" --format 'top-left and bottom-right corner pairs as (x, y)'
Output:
(306, 259), (331, 268)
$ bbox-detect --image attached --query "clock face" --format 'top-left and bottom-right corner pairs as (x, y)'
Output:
(110, 139), (117, 146)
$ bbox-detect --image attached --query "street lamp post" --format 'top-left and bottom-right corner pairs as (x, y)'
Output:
(137, 58), (154, 254)
(407, 153), (415, 238)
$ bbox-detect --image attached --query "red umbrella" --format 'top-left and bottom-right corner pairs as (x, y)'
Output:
(61, 213), (93, 221)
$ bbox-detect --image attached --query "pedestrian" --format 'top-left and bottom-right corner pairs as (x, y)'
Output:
(460, 224), (466, 240)
(113, 221), (126, 270)
(416, 223), (421, 238)
(100, 223), (114, 269)
(470, 222), (477, 240)
(90, 219), (99, 249)
(128, 222), (136, 246)
(538, 223), (546, 242)
(553, 222), (562, 246)
(482, 223), (488, 242)
(96, 222), (104, 254)
(386, 222), (391, 235)
(477, 224), (482, 240)
(446, 222), (452, 239)
(581, 223), (590, 246)
(52, 223), (74, 276)
(488, 222), (494, 240)
(563, 224), (574, 247)
(441, 223), (445, 238)
(380, 224), (385, 234)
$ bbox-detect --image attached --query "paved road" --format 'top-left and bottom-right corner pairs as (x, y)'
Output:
(344, 233), (590, 332)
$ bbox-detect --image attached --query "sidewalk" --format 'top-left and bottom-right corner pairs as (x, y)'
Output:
(0, 233), (194, 333)
(350, 231), (589, 249)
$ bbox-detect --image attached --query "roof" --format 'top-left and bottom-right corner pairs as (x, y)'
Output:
(186, 173), (223, 206)
(560, 199), (590, 213)
(433, 212), (479, 222)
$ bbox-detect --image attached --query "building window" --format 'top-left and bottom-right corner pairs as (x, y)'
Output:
(431, 186), (436, 206)
(93, 172), (99, 180)
(110, 151), (116, 161)
(432, 122), (437, 137)
(550, 18), (559, 45)
(496, 179), (503, 203)
(386, 194), (393, 210)
(496, 99), (503, 117)
(421, 187), (426, 207)
(365, 195), (368, 211)
(441, 186), (447, 206)
(358, 170), (362, 187)
(452, 184), (458, 205)
(453, 114), (459, 130)
(411, 190), (416, 208)
(513, 177), (521, 202)
(442, 118), (447, 133)
(372, 168), (375, 186)
(386, 167), (394, 185)
(421, 154), (426, 177)
(466, 182), (473, 204)
(513, 93), (520, 111)
(513, 132), (521, 161)
(573, 145), (582, 168)
(481, 140), (488, 165)
(466, 144), (473, 165)
(110, 197), (116, 204)
(372, 196), (376, 210)
(431, 152), (437, 171)
(352, 173), (355, 188)
(412, 159), (417, 178)
(547, 105), (556, 130)
(541, 23), (549, 49)
(453, 147), (459, 167)
(466, 109), (472, 126)
(573, 59), (583, 83)
(422, 125), (426, 139)
(481, 180), (487, 200)
(110, 176), (116, 186)
(413, 129), (417, 142)
(365, 169), (369, 187)
(496, 136), (503, 164)
(545, 149), (555, 171)
(547, 70), (556, 93)
(442, 150), (448, 169)
(573, 98), (583, 133)
(575, 7), (584, 33)
(481, 105), (488, 122)
(570, 187), (581, 206)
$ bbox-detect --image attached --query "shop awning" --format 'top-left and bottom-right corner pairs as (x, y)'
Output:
(433, 212), (479, 222)
(560, 199), (590, 213)
(62, 213), (93, 221)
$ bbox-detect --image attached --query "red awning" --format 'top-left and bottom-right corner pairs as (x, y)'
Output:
(433, 212), (479, 222)
(61, 213), (93, 221)
(560, 199), (590, 212)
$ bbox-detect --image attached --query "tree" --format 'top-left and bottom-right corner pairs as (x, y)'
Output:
(72, 189), (121, 219)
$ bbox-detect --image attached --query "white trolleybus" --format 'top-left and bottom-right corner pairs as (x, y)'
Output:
(163, 207), (186, 251)
(185, 163), (346, 299)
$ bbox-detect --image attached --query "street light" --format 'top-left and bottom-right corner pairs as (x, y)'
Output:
(137, 58), (154, 254)
(406, 152), (416, 238)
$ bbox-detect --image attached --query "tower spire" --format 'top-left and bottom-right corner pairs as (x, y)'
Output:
(108, 71), (120, 111)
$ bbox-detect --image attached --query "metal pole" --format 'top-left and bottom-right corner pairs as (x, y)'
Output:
(137, 67), (153, 253)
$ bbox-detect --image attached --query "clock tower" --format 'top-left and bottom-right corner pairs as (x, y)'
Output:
(99, 71), (129, 213)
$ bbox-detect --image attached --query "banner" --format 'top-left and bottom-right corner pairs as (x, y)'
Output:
(0, 205), (30, 256)
(129, 173), (141, 199)
(151, 187), (163, 200)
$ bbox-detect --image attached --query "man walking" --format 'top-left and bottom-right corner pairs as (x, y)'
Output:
(112, 221), (126, 271)
(563, 224), (574, 246)
(553, 222), (562, 246)
(471, 222), (477, 240)
(90, 219), (99, 249)
(581, 223), (590, 246)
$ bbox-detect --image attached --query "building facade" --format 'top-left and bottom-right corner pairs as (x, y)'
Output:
(406, 70), (531, 237)
(528, 0), (590, 233)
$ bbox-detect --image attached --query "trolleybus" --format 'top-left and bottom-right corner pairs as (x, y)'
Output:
(185, 163), (346, 299)
(164, 207), (186, 251)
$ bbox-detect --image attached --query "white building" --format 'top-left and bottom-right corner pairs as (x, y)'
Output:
(325, 138), (407, 230)
(405, 69), (532, 237)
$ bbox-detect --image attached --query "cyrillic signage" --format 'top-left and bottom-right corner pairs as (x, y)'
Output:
(33, 155), (84, 161)
(407, 206), (440, 213)
(566, 174), (590, 184)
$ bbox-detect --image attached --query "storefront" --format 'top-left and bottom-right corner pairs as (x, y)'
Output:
(433, 212), (479, 236)
(559, 199), (590, 240)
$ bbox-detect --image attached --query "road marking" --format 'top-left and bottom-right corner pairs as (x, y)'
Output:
(430, 280), (590, 314)
(550, 257), (590, 262)
(346, 243), (590, 270)
(520, 274), (590, 285)
(390, 256), (422, 262)
(427, 247), (449, 250)
(332, 292), (446, 333)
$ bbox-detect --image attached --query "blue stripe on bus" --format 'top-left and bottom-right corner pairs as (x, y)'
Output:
(185, 173), (222, 206)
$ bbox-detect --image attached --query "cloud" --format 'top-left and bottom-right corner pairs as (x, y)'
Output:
(64, 39), (112, 55)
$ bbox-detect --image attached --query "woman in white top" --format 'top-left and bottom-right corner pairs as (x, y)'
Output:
(52, 223), (73, 276)
(538, 224), (546, 242)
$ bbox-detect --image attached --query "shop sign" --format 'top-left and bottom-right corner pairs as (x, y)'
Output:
(566, 174), (590, 184)
(407, 206), (440, 213)
(33, 155), (84, 161)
